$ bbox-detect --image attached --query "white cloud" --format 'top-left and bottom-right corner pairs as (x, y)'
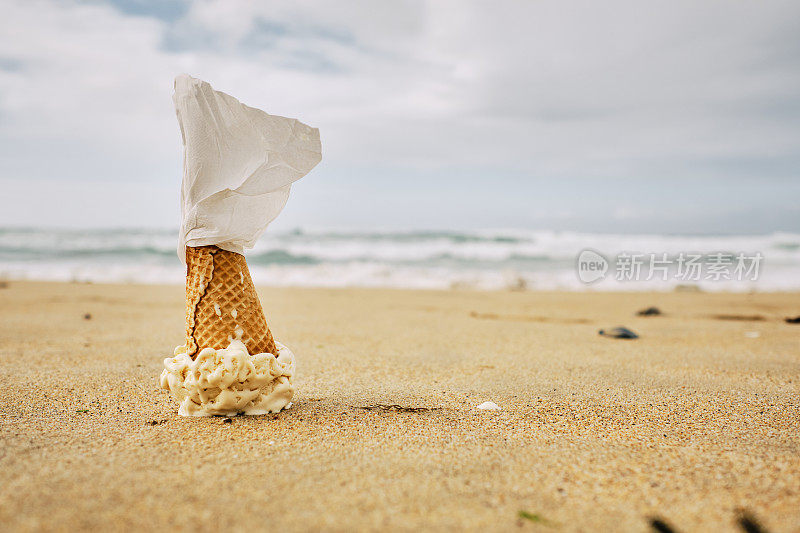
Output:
(0, 0), (798, 229)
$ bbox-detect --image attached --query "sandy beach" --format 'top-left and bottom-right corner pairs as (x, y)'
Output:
(1, 281), (798, 531)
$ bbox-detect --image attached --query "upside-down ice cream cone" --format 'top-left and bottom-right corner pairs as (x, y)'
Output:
(160, 74), (321, 417)
(184, 245), (277, 357)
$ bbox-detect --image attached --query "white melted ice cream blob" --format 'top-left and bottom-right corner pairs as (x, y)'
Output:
(160, 340), (295, 417)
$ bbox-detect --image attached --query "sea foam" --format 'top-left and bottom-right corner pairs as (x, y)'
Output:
(1, 227), (798, 291)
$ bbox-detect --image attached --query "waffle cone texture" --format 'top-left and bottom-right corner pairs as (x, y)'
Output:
(184, 246), (277, 357)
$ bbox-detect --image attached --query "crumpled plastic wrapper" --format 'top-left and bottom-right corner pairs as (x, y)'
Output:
(173, 74), (322, 261)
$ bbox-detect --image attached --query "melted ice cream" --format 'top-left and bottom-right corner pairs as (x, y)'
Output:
(160, 340), (295, 417)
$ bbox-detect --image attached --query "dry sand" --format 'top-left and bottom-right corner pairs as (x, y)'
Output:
(1, 281), (798, 532)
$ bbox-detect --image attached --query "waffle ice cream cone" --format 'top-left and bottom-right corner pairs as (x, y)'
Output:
(184, 245), (277, 357)
(161, 74), (320, 416)
(160, 245), (296, 416)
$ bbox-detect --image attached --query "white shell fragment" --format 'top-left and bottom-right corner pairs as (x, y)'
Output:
(476, 401), (501, 410)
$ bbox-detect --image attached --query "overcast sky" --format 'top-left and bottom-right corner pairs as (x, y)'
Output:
(1, 0), (799, 234)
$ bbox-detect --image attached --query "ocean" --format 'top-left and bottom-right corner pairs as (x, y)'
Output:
(1, 227), (799, 291)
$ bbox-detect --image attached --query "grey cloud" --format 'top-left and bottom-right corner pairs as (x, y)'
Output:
(0, 56), (24, 72)
(0, 0), (798, 231)
(98, 0), (190, 23)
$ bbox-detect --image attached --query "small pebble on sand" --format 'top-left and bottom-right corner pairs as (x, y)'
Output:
(476, 401), (501, 410)
(599, 326), (638, 339)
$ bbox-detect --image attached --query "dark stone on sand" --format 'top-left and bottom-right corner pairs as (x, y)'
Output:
(599, 326), (639, 339)
(637, 307), (662, 316)
(785, 316), (800, 324)
(83, 313), (92, 320)
(648, 517), (676, 533)
(736, 510), (767, 533)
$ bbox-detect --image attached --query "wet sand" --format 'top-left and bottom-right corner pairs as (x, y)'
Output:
(1, 281), (798, 531)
